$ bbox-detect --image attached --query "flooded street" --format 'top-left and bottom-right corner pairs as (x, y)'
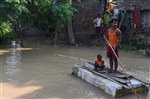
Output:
(0, 41), (150, 99)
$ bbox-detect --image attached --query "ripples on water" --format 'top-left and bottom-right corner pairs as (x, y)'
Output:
(121, 65), (150, 84)
(5, 49), (21, 84)
(1, 42), (150, 99)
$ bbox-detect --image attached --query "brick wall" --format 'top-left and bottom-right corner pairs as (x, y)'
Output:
(72, 0), (101, 35)
(116, 0), (150, 29)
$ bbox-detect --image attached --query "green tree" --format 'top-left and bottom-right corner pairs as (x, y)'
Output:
(0, 0), (30, 46)
(0, 22), (15, 44)
(0, 0), (76, 45)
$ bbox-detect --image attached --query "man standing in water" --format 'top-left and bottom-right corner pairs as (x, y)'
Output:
(105, 19), (121, 73)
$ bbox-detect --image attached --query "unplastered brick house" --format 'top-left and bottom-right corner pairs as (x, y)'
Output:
(115, 0), (150, 32)
(72, 0), (150, 36)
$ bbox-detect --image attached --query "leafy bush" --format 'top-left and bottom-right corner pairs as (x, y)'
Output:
(4, 32), (16, 42)
(130, 34), (150, 50)
(0, 22), (16, 43)
(0, 0), (76, 36)
(120, 44), (137, 51)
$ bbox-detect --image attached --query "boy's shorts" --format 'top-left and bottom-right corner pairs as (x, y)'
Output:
(107, 46), (118, 59)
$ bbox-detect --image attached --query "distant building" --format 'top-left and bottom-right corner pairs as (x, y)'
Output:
(72, 0), (150, 35)
(115, 0), (150, 32)
(72, 0), (100, 36)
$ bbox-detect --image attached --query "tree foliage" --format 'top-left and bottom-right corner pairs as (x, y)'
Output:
(0, 0), (75, 39)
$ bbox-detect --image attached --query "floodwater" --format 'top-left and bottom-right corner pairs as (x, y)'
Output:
(0, 40), (150, 99)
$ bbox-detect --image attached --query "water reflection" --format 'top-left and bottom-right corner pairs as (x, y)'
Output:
(5, 48), (22, 84)
(1, 43), (149, 98)
(1, 82), (42, 99)
(0, 50), (9, 55)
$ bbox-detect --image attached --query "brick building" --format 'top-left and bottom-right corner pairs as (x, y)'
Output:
(114, 0), (150, 31)
(72, 0), (150, 35)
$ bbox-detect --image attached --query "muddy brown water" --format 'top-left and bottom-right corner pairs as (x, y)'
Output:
(0, 41), (150, 99)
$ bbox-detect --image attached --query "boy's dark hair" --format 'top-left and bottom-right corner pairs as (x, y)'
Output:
(97, 13), (100, 17)
(110, 17), (118, 23)
(97, 54), (102, 59)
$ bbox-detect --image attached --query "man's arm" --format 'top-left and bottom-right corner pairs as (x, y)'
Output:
(117, 29), (122, 42)
(93, 18), (97, 23)
(105, 29), (109, 40)
(101, 18), (104, 27)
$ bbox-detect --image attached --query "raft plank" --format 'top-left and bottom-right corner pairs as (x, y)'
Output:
(82, 66), (130, 88)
